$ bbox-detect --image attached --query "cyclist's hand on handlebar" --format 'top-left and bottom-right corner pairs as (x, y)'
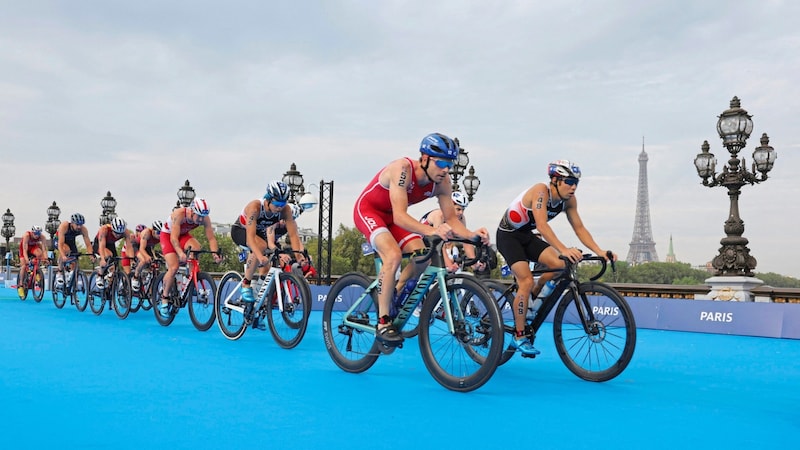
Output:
(212, 252), (223, 264)
(561, 247), (583, 263)
(472, 227), (491, 245)
(601, 250), (618, 262)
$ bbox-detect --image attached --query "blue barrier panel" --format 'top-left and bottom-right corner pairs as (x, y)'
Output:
(309, 284), (799, 339)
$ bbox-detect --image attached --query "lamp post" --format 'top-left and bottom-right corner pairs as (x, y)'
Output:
(693, 96), (777, 279)
(462, 166), (481, 202)
(99, 191), (118, 226)
(282, 163), (305, 202)
(45, 201), (61, 251)
(177, 179), (196, 207)
(2, 209), (16, 279)
(449, 138), (470, 192)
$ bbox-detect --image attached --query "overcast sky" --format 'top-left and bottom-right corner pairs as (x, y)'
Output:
(2, 0), (798, 277)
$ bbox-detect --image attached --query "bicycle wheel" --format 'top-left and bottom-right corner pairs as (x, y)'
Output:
(188, 272), (217, 331)
(140, 269), (155, 311)
(553, 281), (637, 382)
(32, 268), (45, 302)
(17, 270), (28, 300)
(72, 272), (89, 311)
(484, 280), (517, 366)
(152, 273), (177, 326)
(321, 272), (381, 373)
(88, 273), (106, 315)
(52, 271), (67, 309)
(266, 271), (311, 349)
(112, 272), (131, 320)
(215, 271), (248, 340)
(418, 274), (504, 392)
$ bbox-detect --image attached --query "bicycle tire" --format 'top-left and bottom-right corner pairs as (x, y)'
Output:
(88, 273), (106, 315)
(52, 272), (67, 309)
(484, 280), (517, 366)
(72, 272), (88, 311)
(153, 273), (177, 327)
(17, 270), (28, 300)
(215, 271), (248, 340)
(140, 268), (155, 311)
(266, 271), (311, 349)
(112, 272), (131, 320)
(418, 274), (504, 392)
(321, 272), (381, 373)
(75, 272), (90, 312)
(553, 281), (637, 382)
(188, 272), (217, 331)
(32, 268), (45, 302)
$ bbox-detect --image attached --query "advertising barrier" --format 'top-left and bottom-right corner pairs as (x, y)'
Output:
(308, 284), (800, 339)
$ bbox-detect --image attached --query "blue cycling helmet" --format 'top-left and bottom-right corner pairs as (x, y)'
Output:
(420, 133), (459, 160)
(264, 180), (290, 202)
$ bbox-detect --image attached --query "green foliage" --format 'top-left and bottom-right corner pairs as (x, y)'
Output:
(330, 224), (374, 275)
(754, 272), (800, 288)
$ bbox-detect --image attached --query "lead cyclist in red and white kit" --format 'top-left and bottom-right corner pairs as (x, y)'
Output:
(353, 132), (490, 347)
(158, 198), (222, 316)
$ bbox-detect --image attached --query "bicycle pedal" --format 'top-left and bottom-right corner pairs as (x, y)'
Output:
(520, 353), (538, 359)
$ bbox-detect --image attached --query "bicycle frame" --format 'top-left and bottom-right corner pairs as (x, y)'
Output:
(220, 248), (299, 316)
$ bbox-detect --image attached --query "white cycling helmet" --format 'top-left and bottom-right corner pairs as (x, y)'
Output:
(192, 198), (210, 217)
(451, 191), (469, 208)
(110, 217), (127, 234)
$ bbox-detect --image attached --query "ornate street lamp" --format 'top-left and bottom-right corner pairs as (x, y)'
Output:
(45, 201), (61, 251)
(282, 163), (305, 202)
(462, 166), (481, 202)
(449, 138), (470, 192)
(99, 191), (118, 226)
(693, 96), (777, 277)
(2, 209), (16, 271)
(177, 179), (196, 207)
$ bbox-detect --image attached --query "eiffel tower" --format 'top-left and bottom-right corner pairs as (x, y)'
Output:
(627, 138), (659, 264)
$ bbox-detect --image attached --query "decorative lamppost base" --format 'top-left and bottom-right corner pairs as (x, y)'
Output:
(694, 276), (766, 302)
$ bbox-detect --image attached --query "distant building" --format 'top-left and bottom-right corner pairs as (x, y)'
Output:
(665, 235), (677, 263)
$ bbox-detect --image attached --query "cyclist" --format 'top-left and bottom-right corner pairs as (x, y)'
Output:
(272, 203), (317, 280)
(231, 181), (307, 302)
(93, 217), (136, 289)
(17, 226), (48, 295)
(159, 198), (222, 315)
(353, 132), (490, 347)
(420, 191), (486, 274)
(121, 224), (147, 276)
(54, 213), (95, 288)
(131, 220), (163, 292)
(495, 159), (616, 356)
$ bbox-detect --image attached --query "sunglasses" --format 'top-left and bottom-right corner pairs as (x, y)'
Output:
(432, 158), (454, 169)
(271, 200), (287, 208)
(563, 177), (580, 186)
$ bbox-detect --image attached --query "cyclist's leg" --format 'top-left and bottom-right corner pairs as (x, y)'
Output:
(497, 229), (542, 355)
(159, 232), (180, 313)
(371, 231), (404, 345)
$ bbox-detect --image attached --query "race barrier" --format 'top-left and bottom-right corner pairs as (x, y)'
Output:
(307, 284), (800, 340)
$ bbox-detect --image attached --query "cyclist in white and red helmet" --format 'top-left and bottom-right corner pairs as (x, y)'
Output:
(130, 220), (163, 292)
(158, 197), (222, 315)
(419, 191), (485, 274)
(93, 217), (136, 289)
(496, 159), (616, 356)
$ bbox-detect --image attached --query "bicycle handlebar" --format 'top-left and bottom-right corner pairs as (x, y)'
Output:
(556, 250), (616, 281)
(418, 235), (486, 267)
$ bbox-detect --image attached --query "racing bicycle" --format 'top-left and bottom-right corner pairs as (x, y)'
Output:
(484, 251), (636, 382)
(51, 253), (92, 309)
(153, 249), (219, 331)
(322, 235), (504, 392)
(17, 257), (46, 302)
(215, 247), (311, 348)
(86, 256), (133, 319)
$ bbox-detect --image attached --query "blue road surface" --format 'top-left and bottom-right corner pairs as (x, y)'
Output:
(1, 288), (798, 449)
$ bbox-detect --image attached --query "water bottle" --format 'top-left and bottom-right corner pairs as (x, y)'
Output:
(527, 297), (542, 320)
(538, 279), (556, 299)
(391, 279), (417, 317)
(176, 266), (188, 292)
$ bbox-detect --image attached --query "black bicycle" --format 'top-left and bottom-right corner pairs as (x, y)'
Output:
(51, 253), (92, 310)
(153, 249), (219, 331)
(86, 256), (133, 319)
(484, 252), (636, 382)
(129, 253), (164, 313)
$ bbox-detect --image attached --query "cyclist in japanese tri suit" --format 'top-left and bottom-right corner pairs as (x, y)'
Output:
(54, 213), (95, 288)
(158, 198), (222, 315)
(495, 159), (616, 356)
(419, 191), (486, 274)
(353, 132), (490, 347)
(231, 181), (308, 302)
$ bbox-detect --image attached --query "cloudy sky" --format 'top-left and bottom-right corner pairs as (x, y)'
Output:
(2, 1), (798, 277)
